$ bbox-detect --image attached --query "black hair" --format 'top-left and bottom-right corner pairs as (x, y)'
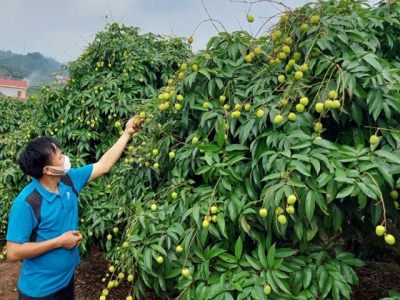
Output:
(19, 136), (61, 179)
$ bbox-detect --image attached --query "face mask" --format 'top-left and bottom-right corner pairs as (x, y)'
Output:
(45, 155), (71, 176)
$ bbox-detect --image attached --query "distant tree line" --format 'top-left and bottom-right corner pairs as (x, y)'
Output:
(0, 65), (30, 80)
(0, 50), (67, 91)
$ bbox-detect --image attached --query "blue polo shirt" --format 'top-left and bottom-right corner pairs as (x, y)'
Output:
(6, 165), (93, 297)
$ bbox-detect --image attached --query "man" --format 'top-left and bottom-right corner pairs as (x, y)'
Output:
(6, 116), (142, 299)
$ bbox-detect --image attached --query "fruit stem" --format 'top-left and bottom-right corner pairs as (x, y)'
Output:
(364, 125), (400, 134)
(183, 228), (199, 268)
(260, 177), (281, 206)
(211, 176), (222, 209)
(198, 0), (229, 37)
(363, 171), (387, 227)
(287, 178), (300, 204)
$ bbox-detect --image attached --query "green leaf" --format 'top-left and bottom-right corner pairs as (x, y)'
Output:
(258, 243), (268, 269)
(340, 262), (355, 284)
(192, 203), (200, 223)
(274, 248), (297, 258)
(267, 243), (276, 269)
(217, 213), (228, 239)
(271, 269), (292, 295)
(319, 271), (332, 299)
(291, 160), (311, 176)
(165, 267), (183, 279)
(331, 204), (342, 232)
(186, 72), (198, 87)
(240, 216), (250, 234)
(234, 236), (243, 260)
(313, 190), (328, 212)
(244, 178), (258, 201)
(305, 190), (316, 222)
(315, 60), (332, 77)
(358, 192), (367, 209)
(315, 251), (327, 267)
(197, 144), (221, 152)
(225, 144), (249, 152)
(362, 53), (382, 72)
(239, 119), (255, 144)
(332, 279), (351, 299)
(244, 254), (262, 270)
(336, 185), (355, 198)
(374, 150), (400, 164)
(144, 248), (153, 272)
(221, 178), (232, 190)
(356, 182), (378, 200)
(329, 270), (347, 283)
(195, 165), (212, 175)
(341, 258), (365, 267)
(219, 252), (238, 263)
(302, 266), (312, 289)
(150, 244), (167, 256)
(198, 69), (211, 80)
(317, 172), (334, 188)
(217, 121), (226, 149)
(312, 139), (338, 150)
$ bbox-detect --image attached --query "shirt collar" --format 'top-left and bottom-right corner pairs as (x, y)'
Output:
(32, 178), (60, 203)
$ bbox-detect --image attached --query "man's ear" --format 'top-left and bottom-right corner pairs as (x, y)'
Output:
(43, 166), (51, 176)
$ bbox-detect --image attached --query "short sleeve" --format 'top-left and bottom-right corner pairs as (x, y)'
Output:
(67, 164), (93, 193)
(6, 199), (37, 244)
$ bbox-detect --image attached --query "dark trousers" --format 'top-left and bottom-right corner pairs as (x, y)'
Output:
(18, 275), (74, 300)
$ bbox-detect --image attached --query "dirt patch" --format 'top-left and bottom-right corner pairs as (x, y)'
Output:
(0, 260), (20, 300)
(74, 246), (165, 300)
(352, 263), (400, 300)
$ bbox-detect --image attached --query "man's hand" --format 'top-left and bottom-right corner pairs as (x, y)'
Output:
(89, 115), (144, 182)
(59, 231), (83, 249)
(125, 115), (143, 136)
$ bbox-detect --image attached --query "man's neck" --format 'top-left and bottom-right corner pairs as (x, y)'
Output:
(38, 175), (61, 194)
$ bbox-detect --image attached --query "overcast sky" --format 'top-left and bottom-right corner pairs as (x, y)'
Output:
(0, 0), (380, 64)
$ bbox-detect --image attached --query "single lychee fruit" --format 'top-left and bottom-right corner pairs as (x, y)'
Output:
(315, 102), (324, 113)
(274, 115), (283, 123)
(369, 135), (379, 145)
(278, 215), (287, 224)
(287, 195), (297, 204)
(375, 225), (386, 236)
(385, 234), (395, 245)
(259, 208), (268, 217)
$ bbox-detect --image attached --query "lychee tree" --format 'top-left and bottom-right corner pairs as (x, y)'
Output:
(1, 0), (400, 299)
(89, 0), (398, 298)
(0, 95), (42, 238)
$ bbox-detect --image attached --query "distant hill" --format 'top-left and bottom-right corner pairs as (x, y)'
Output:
(0, 50), (67, 88)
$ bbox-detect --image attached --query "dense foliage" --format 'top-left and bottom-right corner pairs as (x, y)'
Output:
(1, 0), (400, 299)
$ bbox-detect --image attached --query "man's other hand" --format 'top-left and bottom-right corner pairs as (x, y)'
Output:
(59, 231), (83, 249)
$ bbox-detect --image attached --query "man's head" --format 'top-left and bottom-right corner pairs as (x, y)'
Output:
(19, 136), (64, 179)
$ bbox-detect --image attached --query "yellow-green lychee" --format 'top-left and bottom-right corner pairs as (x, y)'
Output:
(274, 115), (283, 123)
(278, 215), (287, 224)
(287, 194), (297, 204)
(369, 135), (379, 145)
(390, 190), (398, 200)
(375, 225), (386, 236)
(259, 208), (268, 218)
(385, 234), (395, 245)
(247, 14), (255, 22)
(256, 109), (265, 118)
(315, 102), (324, 113)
